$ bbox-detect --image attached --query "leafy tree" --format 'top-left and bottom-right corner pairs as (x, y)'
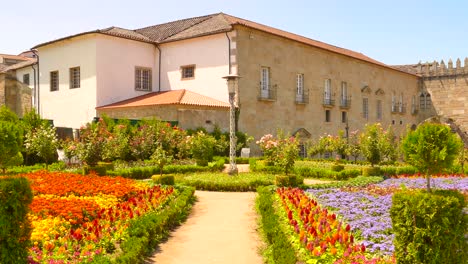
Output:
(0, 121), (23, 173)
(331, 130), (349, 158)
(401, 123), (462, 191)
(24, 123), (59, 168)
(360, 123), (384, 166)
(348, 130), (361, 162)
(380, 126), (398, 163)
(190, 131), (216, 166)
(0, 105), (20, 123)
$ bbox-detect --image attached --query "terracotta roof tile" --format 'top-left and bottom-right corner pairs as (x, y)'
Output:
(100, 27), (152, 42)
(163, 13), (232, 42)
(0, 54), (34, 61)
(3, 59), (37, 71)
(135, 14), (215, 42)
(0, 64), (7, 73)
(96, 89), (229, 110)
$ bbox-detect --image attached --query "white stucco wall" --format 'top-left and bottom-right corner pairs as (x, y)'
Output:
(15, 66), (35, 89)
(96, 35), (158, 107)
(38, 34), (98, 128)
(160, 33), (231, 102)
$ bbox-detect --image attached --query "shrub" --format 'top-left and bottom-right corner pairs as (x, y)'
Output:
(331, 164), (345, 172)
(190, 131), (216, 166)
(0, 119), (23, 173)
(24, 123), (59, 168)
(0, 177), (33, 263)
(176, 172), (274, 191)
(256, 132), (299, 174)
(307, 176), (384, 190)
(360, 123), (384, 166)
(83, 165), (107, 176)
(256, 186), (297, 264)
(150, 145), (173, 176)
(362, 166), (382, 176)
(390, 190), (467, 264)
(152, 174), (175, 185)
(275, 175), (296, 187)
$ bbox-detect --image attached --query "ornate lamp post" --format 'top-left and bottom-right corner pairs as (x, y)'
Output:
(223, 74), (240, 175)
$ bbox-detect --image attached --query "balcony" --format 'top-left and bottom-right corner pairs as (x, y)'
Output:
(322, 95), (335, 107)
(295, 89), (309, 104)
(392, 103), (406, 114)
(258, 84), (277, 101)
(339, 96), (351, 109)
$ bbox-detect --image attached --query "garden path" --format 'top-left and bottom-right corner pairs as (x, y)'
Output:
(148, 191), (263, 264)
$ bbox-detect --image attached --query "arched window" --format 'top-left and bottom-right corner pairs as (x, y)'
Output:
(419, 92), (432, 110)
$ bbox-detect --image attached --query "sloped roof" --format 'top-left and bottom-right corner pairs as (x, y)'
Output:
(32, 12), (417, 76)
(96, 89), (229, 110)
(0, 53), (34, 61)
(3, 59), (37, 72)
(0, 64), (7, 73)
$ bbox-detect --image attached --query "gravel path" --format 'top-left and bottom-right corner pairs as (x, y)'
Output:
(149, 191), (263, 264)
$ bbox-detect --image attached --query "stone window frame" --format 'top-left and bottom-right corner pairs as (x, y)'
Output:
(135, 66), (152, 91)
(69, 67), (80, 89)
(341, 111), (347, 123)
(362, 97), (369, 120)
(181, 64), (196, 80)
(376, 99), (383, 120)
(325, 109), (331, 123)
(50, 71), (59, 92)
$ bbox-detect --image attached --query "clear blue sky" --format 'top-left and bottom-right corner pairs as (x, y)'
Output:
(3, 0), (467, 65)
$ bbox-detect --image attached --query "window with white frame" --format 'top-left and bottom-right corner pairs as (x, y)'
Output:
(324, 79), (331, 101)
(181, 65), (195, 79)
(341, 81), (347, 105)
(50, 71), (59, 91)
(261, 67), (270, 91)
(363, 98), (369, 119)
(377, 100), (382, 120)
(69, 67), (80, 89)
(296, 74), (304, 96)
(135, 67), (152, 91)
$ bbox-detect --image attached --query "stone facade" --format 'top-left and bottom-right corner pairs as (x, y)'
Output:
(0, 71), (32, 117)
(234, 26), (420, 153)
(97, 105), (229, 132)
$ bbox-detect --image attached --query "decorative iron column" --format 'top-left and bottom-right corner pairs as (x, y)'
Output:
(223, 74), (240, 175)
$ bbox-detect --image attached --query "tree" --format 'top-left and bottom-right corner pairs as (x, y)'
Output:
(348, 130), (361, 162)
(360, 123), (384, 166)
(151, 145), (173, 176)
(380, 126), (398, 163)
(331, 130), (349, 159)
(24, 123), (59, 168)
(401, 123), (462, 192)
(0, 121), (23, 173)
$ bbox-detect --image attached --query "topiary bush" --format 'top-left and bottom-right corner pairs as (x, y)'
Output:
(83, 165), (107, 176)
(331, 164), (345, 172)
(151, 174), (175, 185)
(390, 190), (467, 264)
(0, 177), (33, 264)
(362, 166), (381, 176)
(275, 175), (296, 187)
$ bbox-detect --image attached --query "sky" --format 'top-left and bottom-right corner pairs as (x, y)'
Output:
(2, 0), (467, 65)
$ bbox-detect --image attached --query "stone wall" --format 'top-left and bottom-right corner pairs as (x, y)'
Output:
(97, 105), (229, 132)
(235, 25), (420, 154)
(0, 72), (32, 117)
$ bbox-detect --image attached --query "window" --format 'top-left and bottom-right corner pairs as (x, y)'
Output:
(50, 71), (59, 91)
(341, 81), (347, 105)
(296, 74), (304, 95)
(181, 65), (195, 79)
(135, 67), (152, 91)
(325, 110), (331, 122)
(23, 74), (30, 85)
(261, 67), (270, 91)
(399, 93), (404, 112)
(341, 111), (347, 123)
(377, 100), (382, 120)
(362, 98), (369, 119)
(392, 94), (397, 112)
(400, 120), (403, 125)
(392, 120), (395, 125)
(419, 92), (432, 110)
(324, 79), (331, 101)
(69, 67), (80, 89)
(299, 143), (307, 158)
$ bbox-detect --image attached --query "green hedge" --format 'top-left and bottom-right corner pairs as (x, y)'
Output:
(294, 166), (360, 180)
(92, 186), (195, 263)
(275, 175), (297, 187)
(107, 161), (224, 179)
(362, 166), (382, 176)
(380, 166), (418, 176)
(256, 186), (297, 264)
(306, 176), (383, 190)
(151, 174), (175, 185)
(390, 190), (467, 264)
(83, 165), (107, 176)
(175, 172), (274, 192)
(0, 177), (33, 264)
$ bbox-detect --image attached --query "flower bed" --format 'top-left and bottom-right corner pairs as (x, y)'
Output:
(307, 176), (468, 259)
(23, 171), (182, 263)
(276, 187), (392, 263)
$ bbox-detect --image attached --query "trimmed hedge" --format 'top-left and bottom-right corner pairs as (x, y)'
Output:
(275, 175), (297, 187)
(362, 166), (382, 176)
(108, 160), (225, 179)
(390, 190), (467, 264)
(0, 177), (33, 264)
(83, 165), (107, 176)
(380, 166), (418, 177)
(92, 186), (195, 263)
(151, 174), (175, 185)
(330, 164), (345, 172)
(256, 186), (297, 264)
(306, 176), (384, 190)
(294, 167), (360, 180)
(175, 173), (274, 192)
